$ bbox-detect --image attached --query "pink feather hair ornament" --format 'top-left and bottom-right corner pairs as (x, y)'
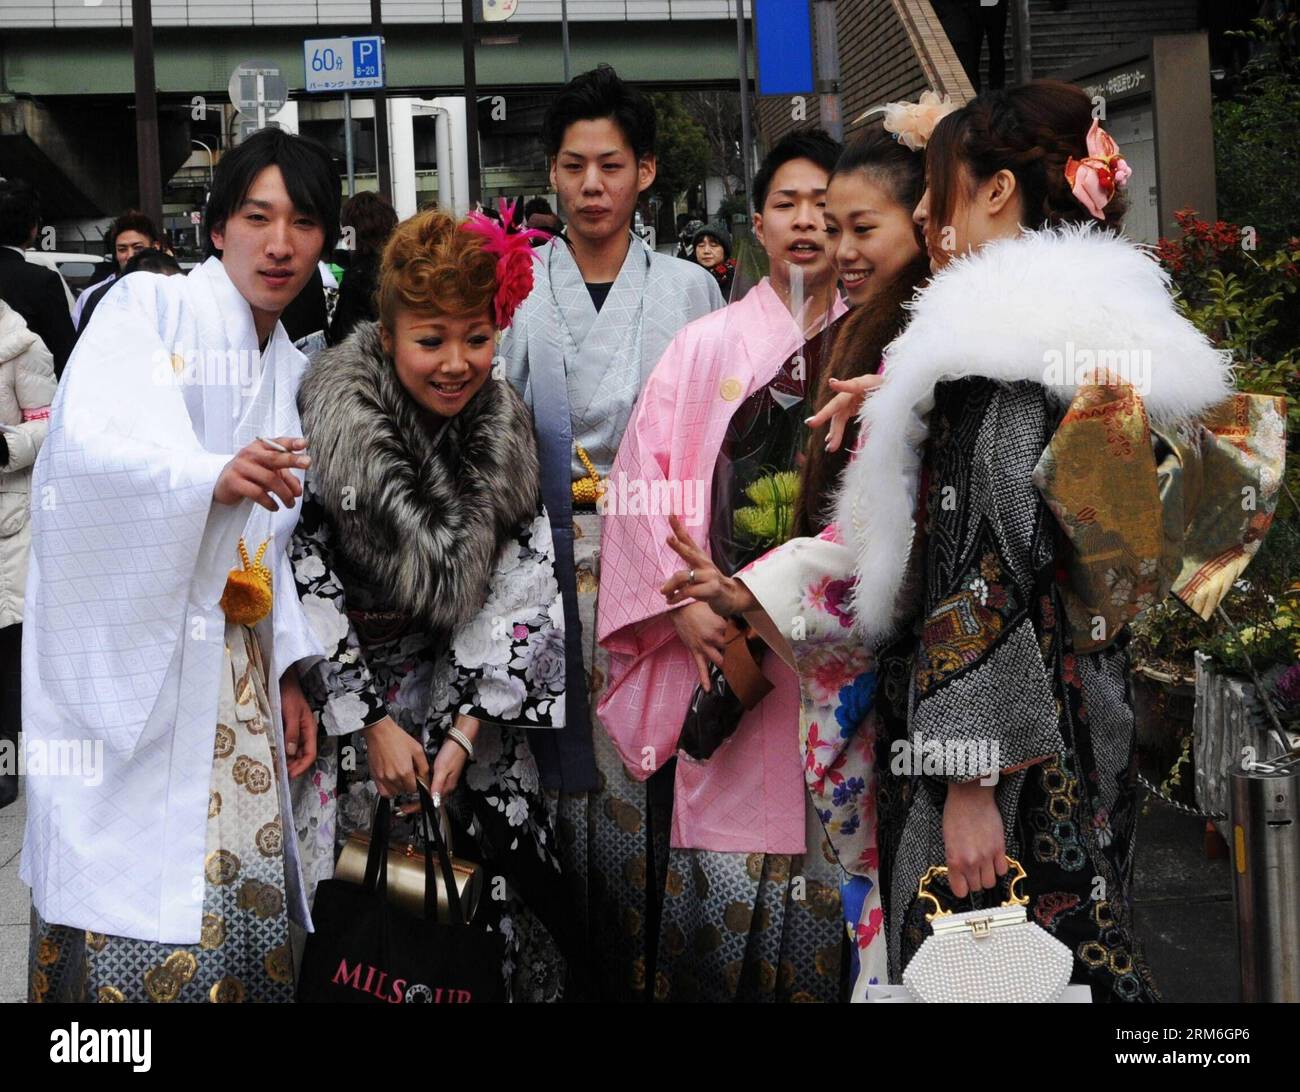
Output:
(459, 198), (548, 329)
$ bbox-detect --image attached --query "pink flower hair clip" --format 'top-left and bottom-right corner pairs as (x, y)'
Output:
(1064, 119), (1132, 221)
(459, 198), (548, 330)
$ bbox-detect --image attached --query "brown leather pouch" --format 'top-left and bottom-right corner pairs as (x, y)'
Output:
(721, 618), (774, 708)
(679, 618), (772, 761)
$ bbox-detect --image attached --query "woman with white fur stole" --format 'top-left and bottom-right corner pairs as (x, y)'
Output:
(672, 82), (1284, 1001)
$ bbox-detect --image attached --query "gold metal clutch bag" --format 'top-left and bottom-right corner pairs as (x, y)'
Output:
(334, 794), (484, 924)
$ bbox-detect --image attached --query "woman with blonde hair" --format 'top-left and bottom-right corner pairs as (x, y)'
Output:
(290, 207), (573, 999)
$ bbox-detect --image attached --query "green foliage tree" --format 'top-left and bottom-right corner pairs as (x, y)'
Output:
(680, 90), (745, 198)
(1214, 8), (1300, 246)
(649, 93), (711, 209)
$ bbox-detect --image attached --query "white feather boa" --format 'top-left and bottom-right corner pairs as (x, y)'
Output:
(832, 224), (1235, 644)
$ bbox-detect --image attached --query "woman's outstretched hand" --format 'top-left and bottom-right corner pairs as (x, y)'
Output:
(660, 515), (758, 619)
(805, 374), (885, 454)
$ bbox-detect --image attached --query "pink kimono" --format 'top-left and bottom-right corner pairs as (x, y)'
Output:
(597, 279), (847, 854)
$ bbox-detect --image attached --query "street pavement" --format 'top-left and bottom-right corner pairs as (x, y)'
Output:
(0, 779), (1238, 1003)
(0, 782), (27, 1003)
(1133, 801), (1238, 1002)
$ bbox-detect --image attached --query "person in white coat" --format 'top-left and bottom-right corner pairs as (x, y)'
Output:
(22, 128), (340, 1003)
(0, 301), (55, 810)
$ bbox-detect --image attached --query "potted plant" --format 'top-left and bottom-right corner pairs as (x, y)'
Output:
(1130, 206), (1300, 826)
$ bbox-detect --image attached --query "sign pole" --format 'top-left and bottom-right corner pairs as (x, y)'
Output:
(230, 60), (287, 144)
(735, 0), (753, 215)
(304, 36), (384, 196)
(344, 91), (356, 196)
(370, 0), (392, 201)
(131, 0), (163, 234)
(812, 0), (843, 142)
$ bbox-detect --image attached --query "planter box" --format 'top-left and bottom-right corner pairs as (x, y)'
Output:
(1193, 651), (1299, 838)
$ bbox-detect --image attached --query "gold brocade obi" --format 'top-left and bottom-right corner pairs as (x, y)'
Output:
(1032, 384), (1287, 653)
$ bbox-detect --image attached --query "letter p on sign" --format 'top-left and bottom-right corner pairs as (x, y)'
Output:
(353, 40), (378, 79)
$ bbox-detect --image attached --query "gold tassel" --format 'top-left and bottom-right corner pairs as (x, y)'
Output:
(220, 538), (273, 625)
(571, 444), (606, 505)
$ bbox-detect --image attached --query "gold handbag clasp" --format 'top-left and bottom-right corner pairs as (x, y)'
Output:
(916, 856), (1029, 922)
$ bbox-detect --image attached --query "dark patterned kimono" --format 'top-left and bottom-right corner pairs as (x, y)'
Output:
(872, 377), (1161, 1002)
(825, 226), (1280, 1004)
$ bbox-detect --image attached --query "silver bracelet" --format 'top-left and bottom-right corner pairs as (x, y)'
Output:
(446, 725), (475, 761)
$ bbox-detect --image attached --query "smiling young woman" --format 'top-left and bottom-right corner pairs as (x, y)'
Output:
(289, 207), (575, 1001)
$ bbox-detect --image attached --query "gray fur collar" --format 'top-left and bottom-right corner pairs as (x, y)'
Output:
(298, 321), (539, 631)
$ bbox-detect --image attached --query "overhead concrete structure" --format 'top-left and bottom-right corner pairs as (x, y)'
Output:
(0, 95), (191, 218)
(1, 1), (754, 95)
(0, 1), (752, 222)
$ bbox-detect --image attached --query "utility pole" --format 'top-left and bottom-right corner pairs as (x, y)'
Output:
(561, 0), (572, 82)
(370, 0), (392, 201)
(462, 0), (482, 206)
(735, 0), (753, 214)
(131, 0), (163, 233)
(812, 0), (842, 141)
(1012, 0), (1033, 85)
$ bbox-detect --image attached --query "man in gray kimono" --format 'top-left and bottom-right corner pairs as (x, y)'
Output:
(499, 65), (723, 999)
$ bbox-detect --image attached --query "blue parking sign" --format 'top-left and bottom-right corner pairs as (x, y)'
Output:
(304, 36), (385, 93)
(353, 39), (379, 80)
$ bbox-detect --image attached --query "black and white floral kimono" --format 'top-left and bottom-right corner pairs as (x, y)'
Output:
(288, 322), (572, 1000)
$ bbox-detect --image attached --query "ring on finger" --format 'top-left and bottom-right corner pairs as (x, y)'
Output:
(687, 568), (696, 584)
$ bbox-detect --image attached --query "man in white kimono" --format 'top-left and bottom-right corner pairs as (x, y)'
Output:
(498, 65), (723, 1000)
(22, 128), (340, 1003)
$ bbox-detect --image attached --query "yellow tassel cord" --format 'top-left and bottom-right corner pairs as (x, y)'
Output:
(220, 538), (274, 625)
(571, 445), (606, 505)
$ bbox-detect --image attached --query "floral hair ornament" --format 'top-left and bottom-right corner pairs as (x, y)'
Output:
(1064, 119), (1133, 221)
(866, 90), (959, 151)
(459, 198), (547, 330)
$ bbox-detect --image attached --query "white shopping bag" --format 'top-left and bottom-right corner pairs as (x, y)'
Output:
(862, 983), (1093, 1003)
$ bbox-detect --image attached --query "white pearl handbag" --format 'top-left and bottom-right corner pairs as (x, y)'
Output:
(900, 857), (1076, 1003)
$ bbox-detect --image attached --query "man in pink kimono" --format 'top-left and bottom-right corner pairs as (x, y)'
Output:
(597, 131), (853, 1001)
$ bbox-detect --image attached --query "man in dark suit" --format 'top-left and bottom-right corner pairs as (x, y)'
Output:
(0, 179), (76, 378)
